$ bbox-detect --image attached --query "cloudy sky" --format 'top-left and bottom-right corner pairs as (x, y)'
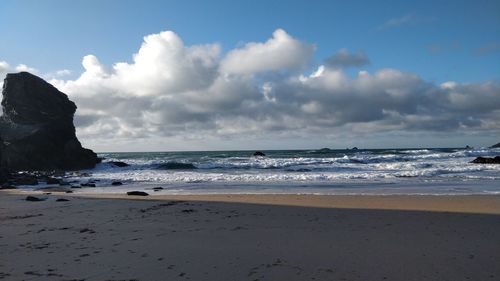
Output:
(1, 0), (499, 151)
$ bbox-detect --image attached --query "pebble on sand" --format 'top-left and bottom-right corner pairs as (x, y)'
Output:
(127, 191), (149, 196)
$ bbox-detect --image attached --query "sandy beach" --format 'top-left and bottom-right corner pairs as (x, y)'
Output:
(1, 191), (499, 281)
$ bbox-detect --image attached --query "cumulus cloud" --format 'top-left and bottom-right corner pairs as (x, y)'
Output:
(220, 29), (314, 75)
(4, 29), (500, 150)
(324, 49), (370, 68)
(0, 62), (70, 83)
(15, 64), (38, 73)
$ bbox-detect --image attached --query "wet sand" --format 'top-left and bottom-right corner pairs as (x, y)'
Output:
(1, 191), (499, 280)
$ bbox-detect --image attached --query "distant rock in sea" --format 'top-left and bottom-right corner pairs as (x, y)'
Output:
(470, 156), (500, 164)
(108, 161), (130, 167)
(491, 142), (500, 148)
(253, 151), (266, 156)
(0, 72), (100, 172)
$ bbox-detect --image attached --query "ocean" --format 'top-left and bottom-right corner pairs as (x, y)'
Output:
(58, 147), (500, 196)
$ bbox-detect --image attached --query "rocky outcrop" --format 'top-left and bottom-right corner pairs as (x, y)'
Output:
(491, 143), (500, 148)
(0, 72), (100, 171)
(108, 161), (130, 167)
(253, 151), (266, 156)
(470, 156), (500, 164)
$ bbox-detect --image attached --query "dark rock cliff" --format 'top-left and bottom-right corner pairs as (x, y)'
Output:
(0, 72), (100, 171)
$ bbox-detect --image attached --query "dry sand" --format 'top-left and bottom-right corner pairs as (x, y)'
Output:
(1, 191), (499, 281)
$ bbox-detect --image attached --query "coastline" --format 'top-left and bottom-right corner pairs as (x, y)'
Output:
(6, 189), (500, 214)
(2, 191), (499, 280)
(67, 192), (500, 214)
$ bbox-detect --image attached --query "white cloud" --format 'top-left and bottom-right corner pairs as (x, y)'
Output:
(55, 69), (72, 77)
(0, 61), (9, 72)
(220, 29), (314, 75)
(14, 64), (38, 73)
(82, 55), (109, 77)
(3, 29), (500, 151)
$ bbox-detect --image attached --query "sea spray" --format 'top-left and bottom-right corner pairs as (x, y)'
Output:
(59, 147), (500, 195)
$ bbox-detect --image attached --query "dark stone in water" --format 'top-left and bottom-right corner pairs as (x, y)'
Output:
(0, 184), (17, 190)
(65, 190), (73, 193)
(108, 161), (130, 167)
(253, 151), (266, 156)
(491, 142), (500, 148)
(45, 177), (61, 185)
(10, 174), (39, 185)
(470, 156), (500, 164)
(81, 183), (96, 187)
(127, 191), (149, 196)
(153, 187), (164, 191)
(111, 181), (123, 186)
(25, 196), (46, 202)
(0, 72), (100, 171)
(351, 147), (359, 150)
(157, 162), (196, 170)
(56, 198), (70, 202)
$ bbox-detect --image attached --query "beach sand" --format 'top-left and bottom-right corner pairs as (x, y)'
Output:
(1, 191), (499, 281)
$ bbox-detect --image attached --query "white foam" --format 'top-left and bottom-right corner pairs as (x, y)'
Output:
(64, 148), (500, 195)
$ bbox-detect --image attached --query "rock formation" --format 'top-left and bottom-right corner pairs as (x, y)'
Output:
(253, 151), (266, 156)
(0, 72), (100, 171)
(470, 156), (500, 164)
(491, 142), (500, 148)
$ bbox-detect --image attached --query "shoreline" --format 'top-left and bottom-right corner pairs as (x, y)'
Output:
(5, 189), (500, 214)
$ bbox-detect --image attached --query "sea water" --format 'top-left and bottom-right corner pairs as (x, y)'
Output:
(61, 147), (500, 195)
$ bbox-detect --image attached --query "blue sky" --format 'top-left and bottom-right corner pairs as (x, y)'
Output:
(1, 0), (499, 83)
(0, 0), (499, 151)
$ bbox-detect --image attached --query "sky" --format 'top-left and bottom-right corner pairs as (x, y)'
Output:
(0, 0), (499, 151)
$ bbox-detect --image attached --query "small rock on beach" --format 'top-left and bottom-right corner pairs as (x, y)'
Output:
(25, 196), (46, 202)
(127, 191), (149, 196)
